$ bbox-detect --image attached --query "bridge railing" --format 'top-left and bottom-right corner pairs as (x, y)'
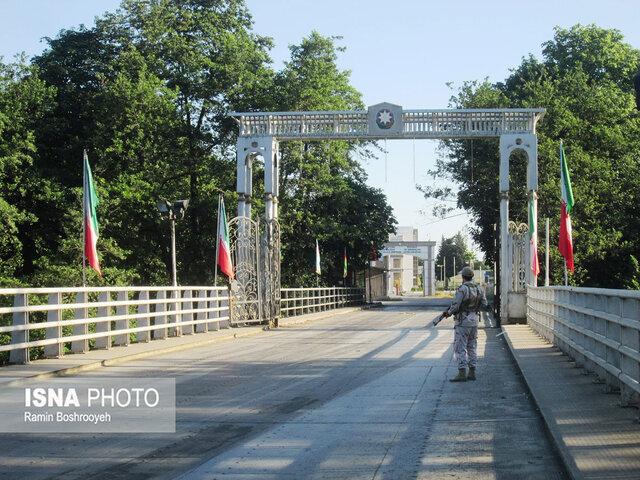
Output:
(1, 285), (366, 365)
(280, 287), (365, 318)
(0, 286), (230, 365)
(527, 286), (640, 405)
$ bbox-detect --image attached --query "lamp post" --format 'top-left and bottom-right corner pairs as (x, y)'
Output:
(157, 199), (189, 286)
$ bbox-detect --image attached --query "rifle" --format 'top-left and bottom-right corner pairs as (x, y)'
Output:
(430, 311), (448, 327)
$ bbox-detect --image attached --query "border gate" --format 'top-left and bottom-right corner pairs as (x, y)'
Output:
(230, 103), (545, 324)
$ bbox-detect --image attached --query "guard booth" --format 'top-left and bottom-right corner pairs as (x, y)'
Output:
(229, 103), (545, 324)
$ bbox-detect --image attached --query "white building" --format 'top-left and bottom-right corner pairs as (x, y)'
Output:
(380, 227), (436, 296)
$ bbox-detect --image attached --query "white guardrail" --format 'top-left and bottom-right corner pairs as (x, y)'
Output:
(527, 286), (640, 405)
(280, 287), (365, 318)
(0, 286), (365, 365)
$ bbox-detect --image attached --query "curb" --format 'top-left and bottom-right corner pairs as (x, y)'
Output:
(500, 326), (579, 480)
(4, 327), (266, 387)
(4, 305), (378, 386)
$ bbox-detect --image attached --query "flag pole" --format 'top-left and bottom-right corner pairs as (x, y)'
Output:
(82, 149), (87, 287)
(214, 194), (221, 286)
(564, 259), (568, 286)
(545, 218), (550, 286)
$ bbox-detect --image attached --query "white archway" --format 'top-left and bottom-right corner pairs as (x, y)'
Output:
(231, 104), (545, 324)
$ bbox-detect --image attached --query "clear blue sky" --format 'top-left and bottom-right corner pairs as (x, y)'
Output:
(1, 0), (639, 255)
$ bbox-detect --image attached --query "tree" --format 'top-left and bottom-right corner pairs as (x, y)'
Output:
(435, 232), (474, 281)
(0, 59), (55, 286)
(423, 25), (640, 288)
(1, 3), (397, 291)
(272, 33), (396, 286)
(27, 0), (274, 285)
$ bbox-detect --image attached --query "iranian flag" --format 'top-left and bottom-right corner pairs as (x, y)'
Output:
(343, 248), (348, 279)
(216, 196), (234, 279)
(559, 141), (575, 272)
(529, 193), (540, 278)
(83, 150), (101, 277)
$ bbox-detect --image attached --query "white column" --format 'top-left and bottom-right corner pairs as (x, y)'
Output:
(422, 263), (428, 297)
(525, 134), (539, 288)
(236, 139), (248, 218)
(500, 192), (509, 323)
(244, 157), (253, 218)
(499, 135), (511, 324)
(261, 138), (279, 221)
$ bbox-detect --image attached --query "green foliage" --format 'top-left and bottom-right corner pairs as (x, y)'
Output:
(273, 33), (396, 286)
(0, 3), (396, 289)
(425, 24), (640, 288)
(435, 232), (475, 279)
(0, 59), (56, 285)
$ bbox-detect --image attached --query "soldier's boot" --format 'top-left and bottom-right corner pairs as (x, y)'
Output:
(467, 367), (476, 381)
(449, 368), (467, 382)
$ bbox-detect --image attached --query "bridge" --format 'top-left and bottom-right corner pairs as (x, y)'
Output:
(1, 287), (638, 478)
(0, 105), (638, 479)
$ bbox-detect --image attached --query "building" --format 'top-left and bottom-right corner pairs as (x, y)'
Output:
(386, 227), (418, 294)
(380, 227), (436, 296)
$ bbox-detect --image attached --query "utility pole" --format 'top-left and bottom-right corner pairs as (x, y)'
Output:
(158, 199), (189, 286)
(545, 218), (550, 287)
(170, 217), (177, 286)
(443, 257), (447, 290)
(368, 242), (373, 303)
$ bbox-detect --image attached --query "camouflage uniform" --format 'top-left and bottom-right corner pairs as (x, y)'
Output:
(446, 281), (488, 369)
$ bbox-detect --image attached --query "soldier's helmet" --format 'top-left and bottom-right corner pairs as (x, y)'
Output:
(461, 266), (474, 279)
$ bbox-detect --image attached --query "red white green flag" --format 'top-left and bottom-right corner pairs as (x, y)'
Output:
(559, 141), (575, 272)
(529, 192), (540, 278)
(83, 150), (101, 277)
(343, 248), (348, 279)
(217, 196), (234, 279)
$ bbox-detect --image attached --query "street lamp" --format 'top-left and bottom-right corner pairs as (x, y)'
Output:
(157, 199), (189, 286)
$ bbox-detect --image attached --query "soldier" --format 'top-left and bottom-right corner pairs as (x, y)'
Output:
(441, 266), (488, 382)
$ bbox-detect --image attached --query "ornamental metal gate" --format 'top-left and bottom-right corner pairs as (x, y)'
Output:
(261, 218), (281, 327)
(506, 221), (529, 321)
(228, 216), (281, 326)
(507, 221), (529, 293)
(228, 216), (261, 324)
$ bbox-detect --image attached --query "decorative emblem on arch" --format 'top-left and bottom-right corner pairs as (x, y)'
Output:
(376, 109), (395, 129)
(368, 102), (403, 135)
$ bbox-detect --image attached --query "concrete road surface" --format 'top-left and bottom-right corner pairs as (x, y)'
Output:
(0, 298), (566, 479)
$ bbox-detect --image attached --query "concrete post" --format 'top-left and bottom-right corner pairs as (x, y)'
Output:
(196, 289), (208, 333)
(154, 290), (167, 340)
(72, 291), (89, 353)
(138, 290), (150, 342)
(95, 291), (112, 349)
(182, 289), (194, 335)
(171, 289), (182, 337)
(209, 289), (220, 331)
(45, 292), (63, 358)
(10, 293), (29, 364)
(114, 291), (130, 346)
(220, 287), (231, 329)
